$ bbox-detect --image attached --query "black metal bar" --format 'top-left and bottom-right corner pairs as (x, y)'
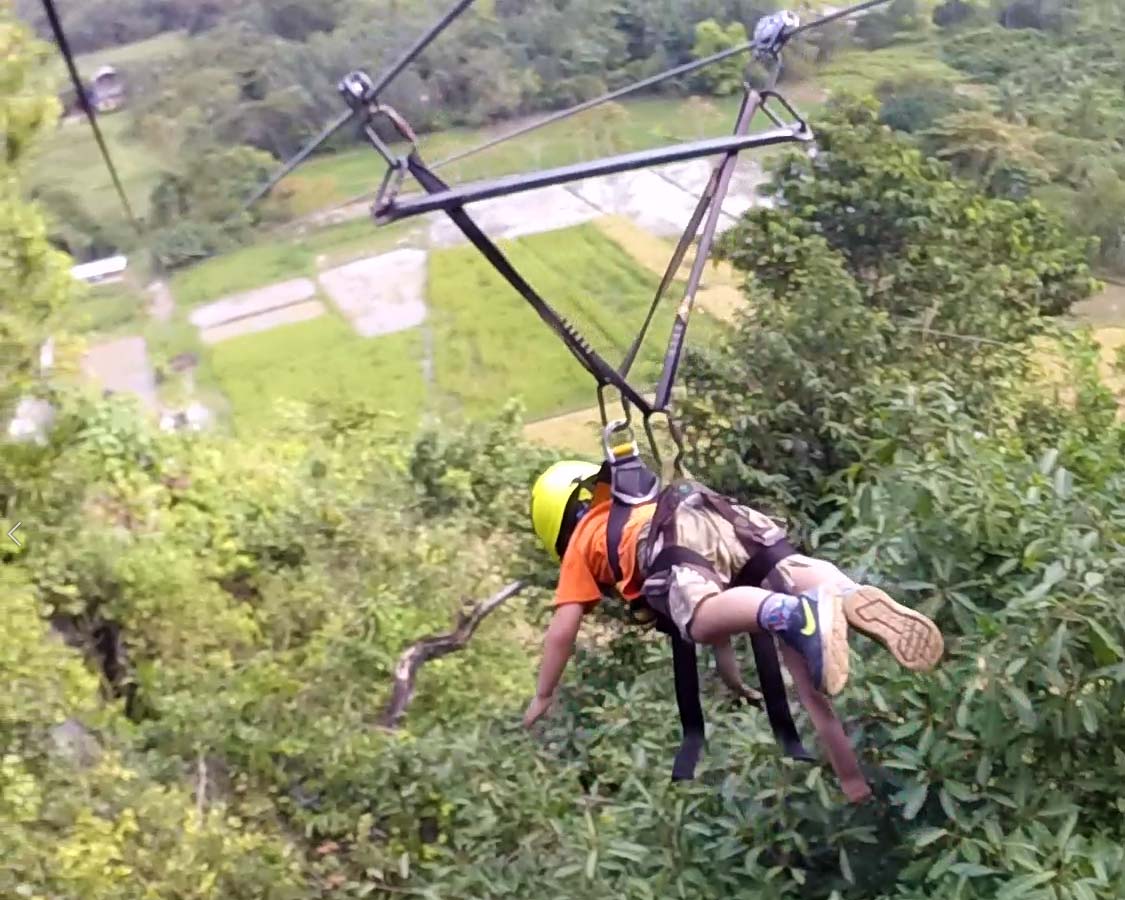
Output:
(654, 81), (779, 411)
(377, 127), (810, 222)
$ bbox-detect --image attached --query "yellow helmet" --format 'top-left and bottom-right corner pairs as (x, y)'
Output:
(530, 460), (601, 561)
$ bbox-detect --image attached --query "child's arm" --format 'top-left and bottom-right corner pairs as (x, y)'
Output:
(523, 603), (586, 727)
(713, 638), (763, 705)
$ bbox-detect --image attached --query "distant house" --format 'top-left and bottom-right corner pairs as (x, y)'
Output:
(90, 66), (126, 113)
(72, 255), (128, 285)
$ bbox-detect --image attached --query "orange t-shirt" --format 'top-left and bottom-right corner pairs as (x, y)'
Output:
(554, 501), (655, 607)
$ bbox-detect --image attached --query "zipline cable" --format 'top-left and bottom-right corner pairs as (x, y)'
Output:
(430, 0), (890, 173)
(313, 0), (889, 216)
(39, 0), (141, 232)
(243, 0), (478, 210)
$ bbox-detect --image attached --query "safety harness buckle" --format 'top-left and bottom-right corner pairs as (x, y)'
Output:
(602, 420), (660, 507)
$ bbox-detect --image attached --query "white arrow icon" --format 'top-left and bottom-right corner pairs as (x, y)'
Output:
(7, 522), (22, 547)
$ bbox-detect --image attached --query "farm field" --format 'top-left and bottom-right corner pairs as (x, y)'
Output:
(187, 222), (731, 432)
(208, 313), (426, 434)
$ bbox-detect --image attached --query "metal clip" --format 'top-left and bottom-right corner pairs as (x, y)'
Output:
(758, 90), (814, 142)
(602, 420), (661, 506)
(752, 10), (800, 60)
(338, 70), (378, 111)
(373, 104), (419, 150)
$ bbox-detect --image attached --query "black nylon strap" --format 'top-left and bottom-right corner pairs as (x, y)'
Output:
(405, 154), (654, 415)
(606, 502), (629, 584)
(649, 543), (812, 764)
(732, 539), (798, 592)
(669, 634), (705, 781)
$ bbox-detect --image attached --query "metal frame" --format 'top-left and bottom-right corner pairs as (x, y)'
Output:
(374, 115), (811, 223)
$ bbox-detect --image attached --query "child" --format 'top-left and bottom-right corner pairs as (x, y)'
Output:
(521, 460), (944, 803)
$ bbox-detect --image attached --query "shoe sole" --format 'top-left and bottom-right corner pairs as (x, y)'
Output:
(818, 587), (850, 697)
(843, 586), (944, 672)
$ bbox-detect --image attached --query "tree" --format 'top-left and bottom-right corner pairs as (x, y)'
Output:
(924, 108), (1053, 198)
(0, 12), (73, 420)
(680, 96), (1096, 515)
(690, 19), (749, 96)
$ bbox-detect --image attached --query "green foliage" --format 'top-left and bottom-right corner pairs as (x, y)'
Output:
(877, 75), (968, 134)
(1, 572), (306, 900)
(1, 12), (75, 418)
(691, 19), (749, 96)
(685, 95), (1096, 515)
(938, 18), (1125, 269)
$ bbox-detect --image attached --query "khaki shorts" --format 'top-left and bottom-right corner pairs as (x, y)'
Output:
(640, 495), (836, 640)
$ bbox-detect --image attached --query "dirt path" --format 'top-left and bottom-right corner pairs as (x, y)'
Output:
(81, 336), (159, 411)
(147, 280), (175, 323)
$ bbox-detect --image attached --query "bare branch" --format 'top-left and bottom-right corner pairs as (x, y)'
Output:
(378, 580), (526, 729)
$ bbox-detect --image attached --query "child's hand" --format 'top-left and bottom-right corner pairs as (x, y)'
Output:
(522, 693), (555, 728)
(734, 682), (763, 707)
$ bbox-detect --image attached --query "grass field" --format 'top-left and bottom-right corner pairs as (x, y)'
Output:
(817, 40), (963, 95)
(28, 113), (159, 225)
(170, 217), (421, 307)
(58, 281), (149, 337)
(427, 222), (718, 420)
(207, 313), (426, 434)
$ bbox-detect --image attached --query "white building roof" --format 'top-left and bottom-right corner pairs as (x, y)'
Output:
(71, 255), (128, 282)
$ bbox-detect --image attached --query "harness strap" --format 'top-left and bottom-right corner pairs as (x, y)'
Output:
(405, 154), (654, 415)
(606, 501), (629, 585)
(668, 634), (705, 781)
(648, 542), (813, 765)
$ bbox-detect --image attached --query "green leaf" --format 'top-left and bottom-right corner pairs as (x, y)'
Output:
(1045, 623), (1067, 671)
(1005, 685), (1037, 728)
(949, 863), (997, 878)
(1080, 702), (1098, 735)
(585, 849), (598, 881)
(1088, 620), (1124, 665)
(607, 841), (647, 863)
(997, 871), (1057, 899)
(1038, 449), (1058, 475)
(1057, 812), (1077, 854)
(975, 754), (993, 787)
(900, 782), (929, 821)
(913, 827), (948, 848)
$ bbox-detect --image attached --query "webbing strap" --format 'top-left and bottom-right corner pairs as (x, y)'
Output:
(648, 543), (812, 764)
(669, 635), (705, 781)
(405, 154), (654, 415)
(653, 87), (762, 411)
(606, 501), (629, 585)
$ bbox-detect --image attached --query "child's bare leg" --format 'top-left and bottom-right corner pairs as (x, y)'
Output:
(688, 585), (850, 696)
(688, 586), (868, 801)
(779, 643), (871, 804)
(775, 556), (944, 671)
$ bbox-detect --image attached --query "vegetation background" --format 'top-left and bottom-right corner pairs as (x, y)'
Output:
(3, 0), (1125, 898)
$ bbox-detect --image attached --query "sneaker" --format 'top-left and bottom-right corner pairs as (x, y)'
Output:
(843, 586), (944, 672)
(778, 585), (850, 697)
